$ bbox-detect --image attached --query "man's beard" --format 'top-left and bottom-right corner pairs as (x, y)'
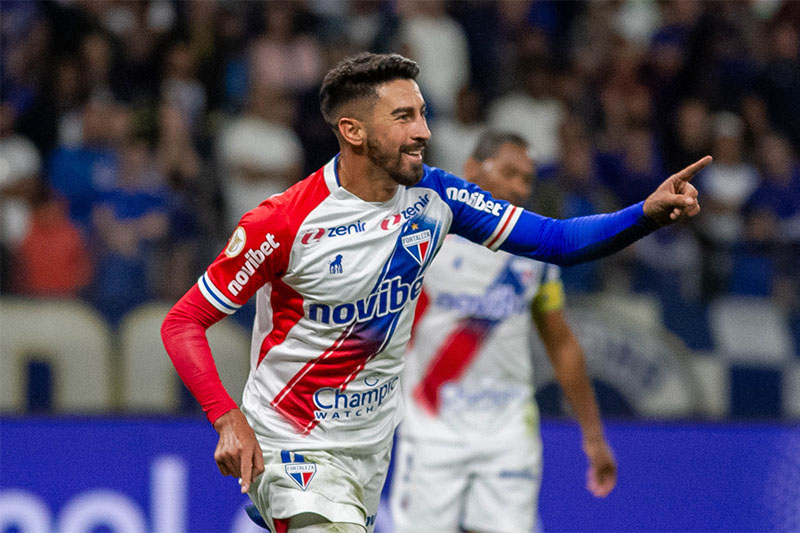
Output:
(366, 136), (426, 187)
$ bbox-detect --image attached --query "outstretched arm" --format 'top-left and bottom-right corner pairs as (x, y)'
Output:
(533, 306), (617, 497)
(161, 286), (264, 493)
(497, 157), (711, 266)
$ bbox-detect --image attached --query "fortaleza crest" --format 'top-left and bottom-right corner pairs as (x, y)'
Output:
(285, 463), (316, 491)
(401, 229), (431, 265)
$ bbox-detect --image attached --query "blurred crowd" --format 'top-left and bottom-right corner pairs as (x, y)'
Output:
(1, 0), (799, 349)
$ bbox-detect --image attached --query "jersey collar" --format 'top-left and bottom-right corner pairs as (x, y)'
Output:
(322, 154), (404, 207)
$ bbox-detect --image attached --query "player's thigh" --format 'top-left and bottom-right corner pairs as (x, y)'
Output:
(278, 512), (366, 532)
(249, 449), (378, 531)
(390, 436), (470, 533)
(461, 442), (542, 533)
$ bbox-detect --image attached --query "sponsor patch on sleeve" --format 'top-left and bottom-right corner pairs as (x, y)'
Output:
(225, 226), (247, 257)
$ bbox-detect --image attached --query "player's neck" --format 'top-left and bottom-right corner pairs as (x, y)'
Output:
(337, 152), (399, 203)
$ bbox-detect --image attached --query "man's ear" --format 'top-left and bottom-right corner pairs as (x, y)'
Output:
(338, 117), (366, 148)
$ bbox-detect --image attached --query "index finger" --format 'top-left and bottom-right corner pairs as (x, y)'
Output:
(254, 446), (265, 475)
(240, 451), (253, 494)
(674, 155), (713, 182)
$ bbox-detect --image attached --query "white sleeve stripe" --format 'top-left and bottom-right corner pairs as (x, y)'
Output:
(197, 273), (240, 315)
(484, 206), (522, 250)
(482, 205), (515, 248)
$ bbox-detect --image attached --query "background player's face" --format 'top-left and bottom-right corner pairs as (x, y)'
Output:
(365, 79), (431, 186)
(472, 143), (535, 205)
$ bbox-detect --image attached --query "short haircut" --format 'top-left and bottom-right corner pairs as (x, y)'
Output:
(470, 130), (528, 162)
(319, 52), (420, 128)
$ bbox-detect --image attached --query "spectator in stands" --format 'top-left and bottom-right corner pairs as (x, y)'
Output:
(747, 133), (800, 242)
(249, 2), (323, 94)
(731, 134), (800, 306)
(161, 42), (207, 135)
(662, 99), (713, 172)
(216, 82), (303, 228)
(90, 136), (170, 324)
(0, 4), (47, 118)
(428, 86), (485, 174)
(546, 133), (618, 293)
(395, 0), (470, 119)
(0, 103), (42, 293)
(596, 124), (667, 209)
(759, 20), (800, 152)
(80, 31), (123, 102)
(694, 112), (760, 245)
(18, 56), (86, 155)
(47, 98), (128, 230)
(489, 54), (565, 167)
(155, 102), (221, 300)
(15, 185), (93, 297)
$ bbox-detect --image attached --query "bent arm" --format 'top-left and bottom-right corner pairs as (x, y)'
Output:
(499, 202), (659, 266)
(161, 284), (238, 424)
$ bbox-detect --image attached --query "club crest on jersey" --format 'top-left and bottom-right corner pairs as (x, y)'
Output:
(285, 463), (316, 491)
(380, 214), (403, 231)
(401, 229), (432, 265)
(329, 254), (344, 274)
(225, 226), (246, 257)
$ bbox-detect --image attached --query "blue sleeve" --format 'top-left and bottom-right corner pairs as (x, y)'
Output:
(499, 201), (660, 266)
(421, 167), (517, 245)
(421, 166), (660, 267)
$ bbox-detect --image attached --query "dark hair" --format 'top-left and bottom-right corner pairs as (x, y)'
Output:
(470, 130), (528, 162)
(319, 53), (420, 127)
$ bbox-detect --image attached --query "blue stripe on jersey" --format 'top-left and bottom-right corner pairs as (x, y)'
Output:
(280, 450), (306, 463)
(201, 275), (238, 312)
(333, 153), (341, 186)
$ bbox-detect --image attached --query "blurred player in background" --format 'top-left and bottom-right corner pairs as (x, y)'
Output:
(390, 131), (616, 533)
(161, 52), (707, 532)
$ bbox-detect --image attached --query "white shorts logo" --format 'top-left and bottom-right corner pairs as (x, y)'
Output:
(285, 463), (317, 491)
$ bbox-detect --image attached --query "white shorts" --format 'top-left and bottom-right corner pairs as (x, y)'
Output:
(389, 429), (542, 533)
(248, 447), (392, 532)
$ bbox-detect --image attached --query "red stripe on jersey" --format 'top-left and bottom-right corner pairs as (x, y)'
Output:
(412, 319), (492, 413)
(407, 288), (430, 349)
(270, 323), (390, 434)
(486, 206), (518, 249)
(257, 278), (304, 367)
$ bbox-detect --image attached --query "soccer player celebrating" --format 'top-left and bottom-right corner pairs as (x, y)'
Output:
(161, 53), (709, 532)
(390, 131), (616, 533)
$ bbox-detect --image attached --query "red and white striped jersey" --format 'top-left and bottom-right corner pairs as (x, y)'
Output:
(401, 234), (563, 444)
(198, 157), (523, 452)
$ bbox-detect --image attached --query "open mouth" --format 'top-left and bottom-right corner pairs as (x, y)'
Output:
(402, 147), (424, 162)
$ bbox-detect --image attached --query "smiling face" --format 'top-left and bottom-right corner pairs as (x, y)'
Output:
(363, 79), (431, 186)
